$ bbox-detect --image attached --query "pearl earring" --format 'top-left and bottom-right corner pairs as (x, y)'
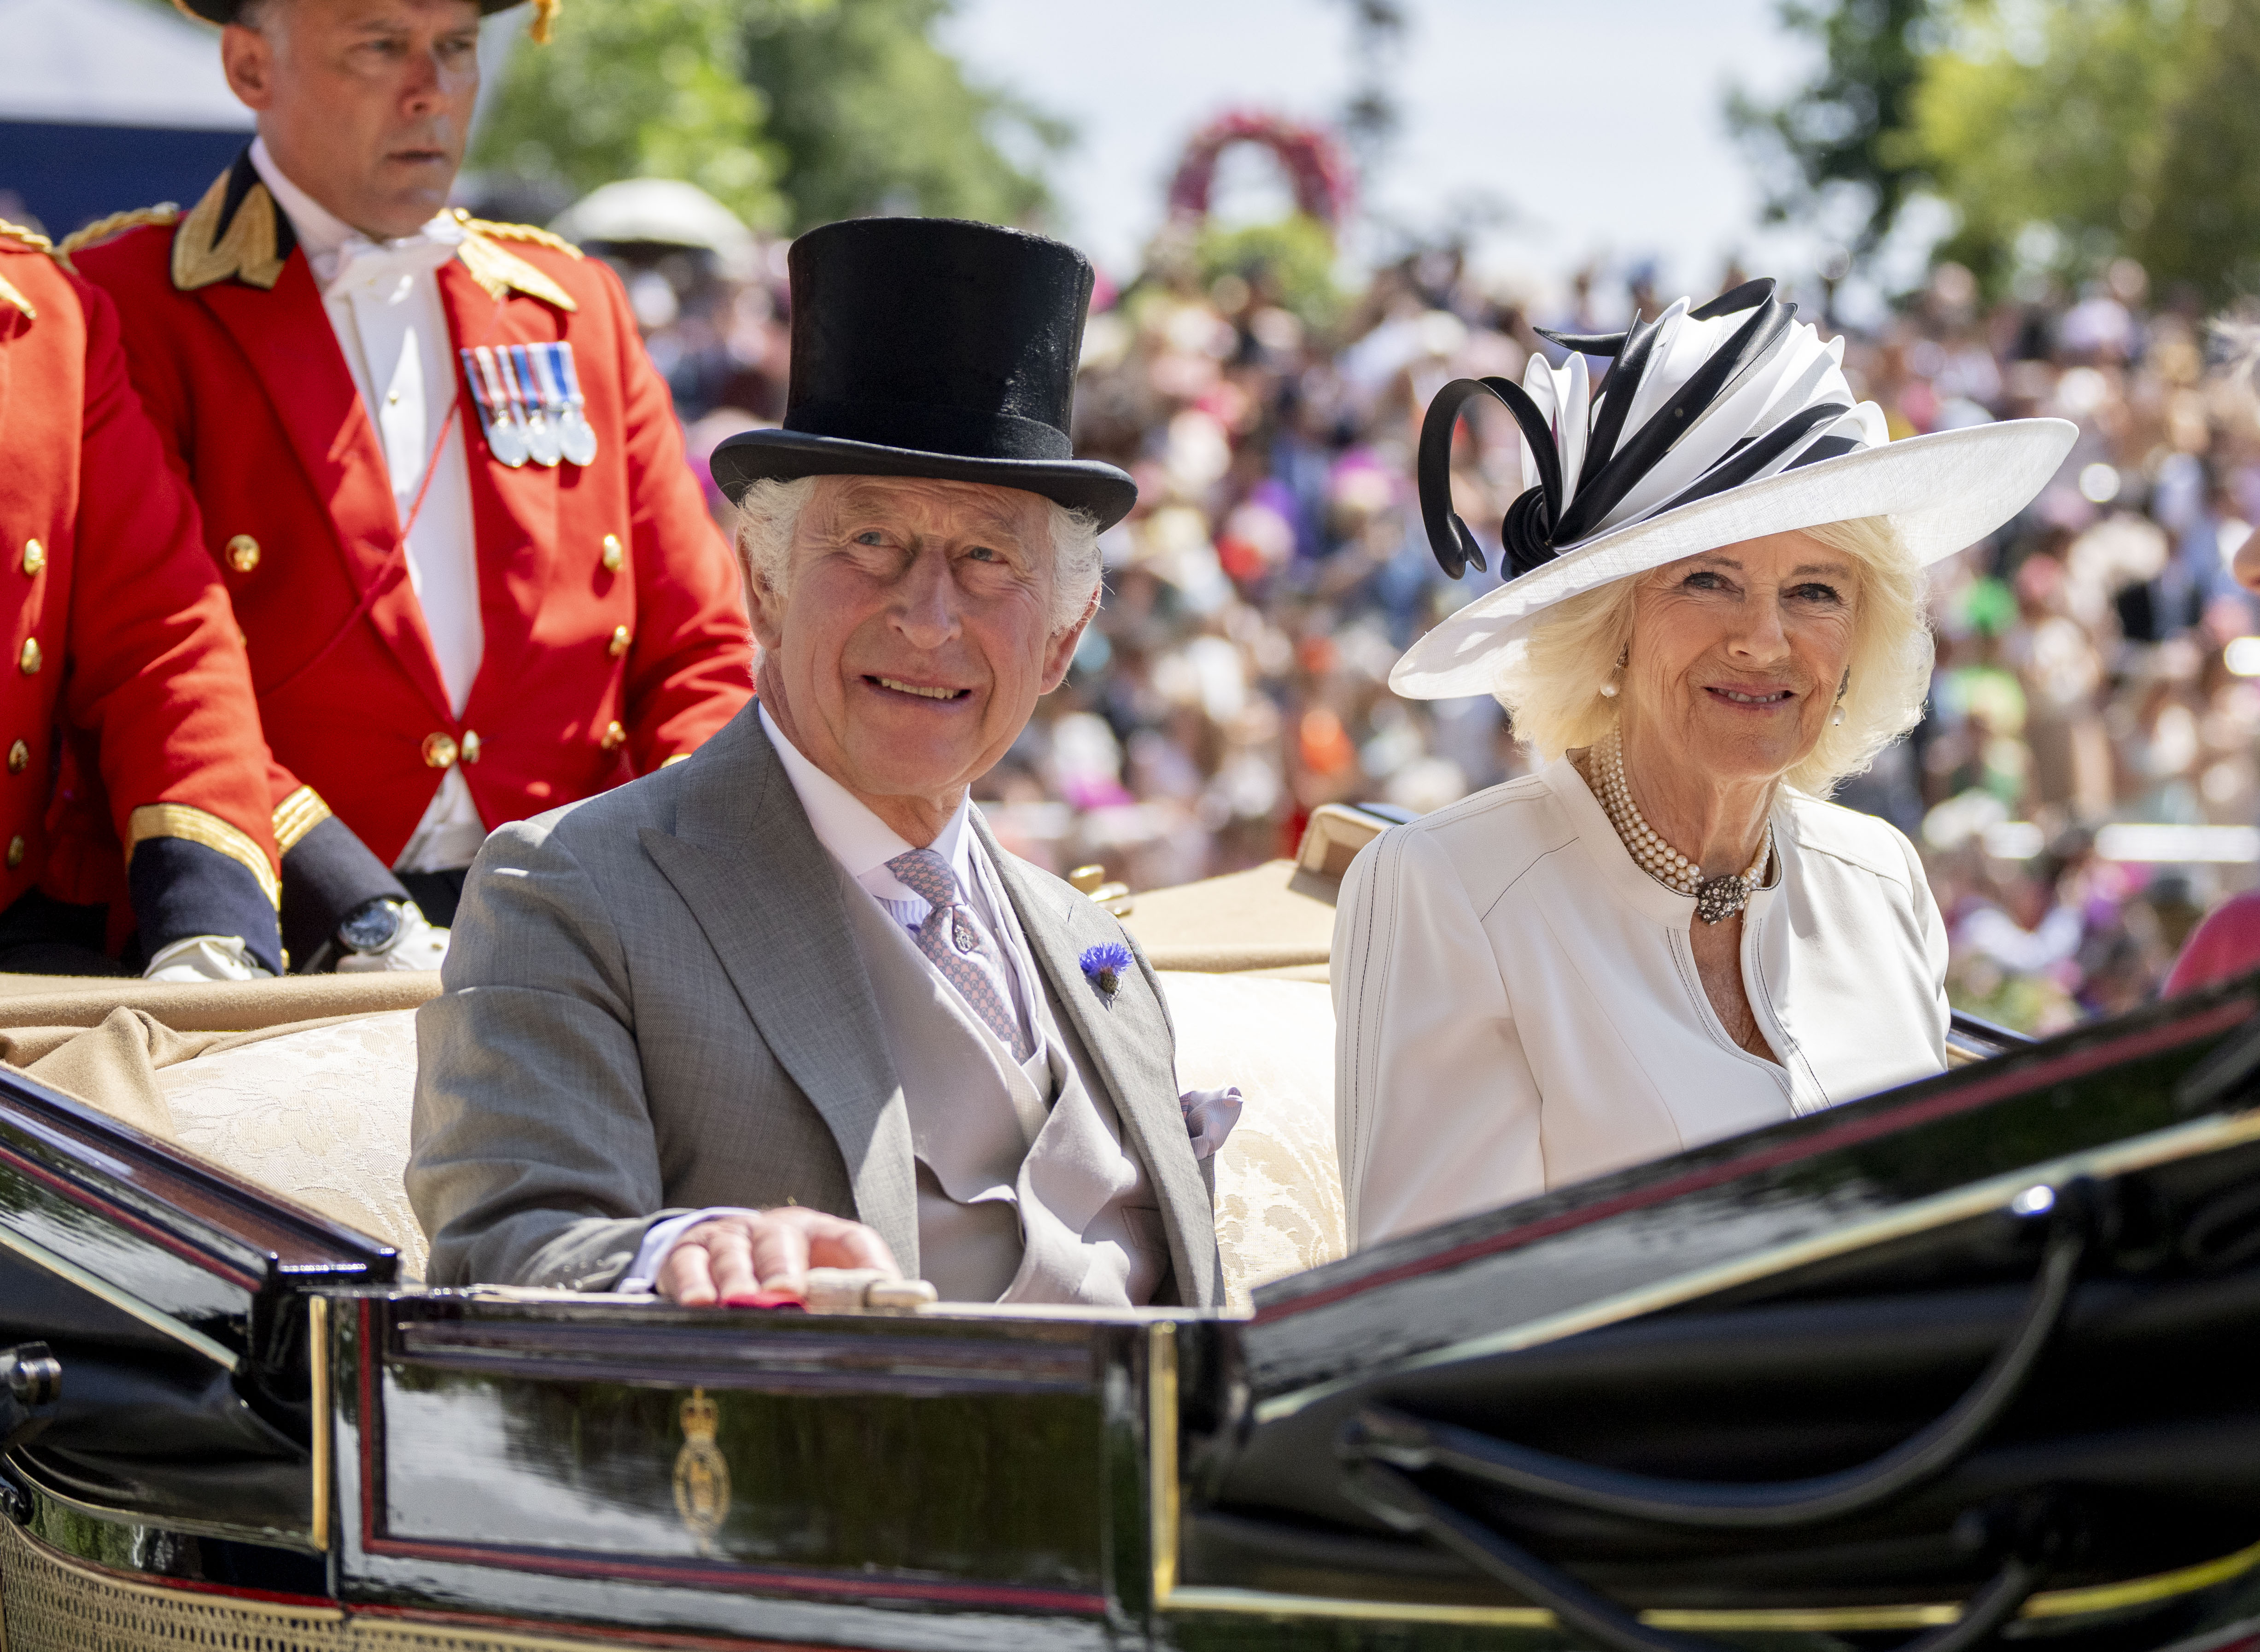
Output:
(1832, 703), (1845, 726)
(1600, 681), (1618, 698)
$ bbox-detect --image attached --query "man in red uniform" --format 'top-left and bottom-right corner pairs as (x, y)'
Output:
(0, 222), (284, 980)
(70, 0), (752, 971)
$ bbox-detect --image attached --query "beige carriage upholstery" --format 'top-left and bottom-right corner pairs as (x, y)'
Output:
(0, 941), (1349, 1308)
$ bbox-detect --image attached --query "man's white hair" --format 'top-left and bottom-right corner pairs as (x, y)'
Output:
(734, 476), (1103, 634)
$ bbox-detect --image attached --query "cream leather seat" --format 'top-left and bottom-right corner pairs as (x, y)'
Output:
(131, 971), (1342, 1307)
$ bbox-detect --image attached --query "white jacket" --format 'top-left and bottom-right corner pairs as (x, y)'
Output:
(1334, 755), (1950, 1250)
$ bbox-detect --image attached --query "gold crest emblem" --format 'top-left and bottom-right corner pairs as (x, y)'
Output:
(671, 1388), (730, 1553)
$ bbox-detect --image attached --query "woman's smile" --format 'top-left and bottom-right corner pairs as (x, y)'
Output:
(1705, 683), (1797, 709)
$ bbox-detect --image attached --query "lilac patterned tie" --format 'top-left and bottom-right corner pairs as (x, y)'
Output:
(885, 848), (1031, 1060)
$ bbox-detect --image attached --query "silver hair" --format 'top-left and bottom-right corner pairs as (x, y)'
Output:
(732, 476), (1102, 634)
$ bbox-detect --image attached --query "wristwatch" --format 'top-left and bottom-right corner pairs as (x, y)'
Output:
(336, 898), (408, 957)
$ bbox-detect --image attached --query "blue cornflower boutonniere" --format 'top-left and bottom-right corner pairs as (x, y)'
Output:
(1079, 941), (1132, 1007)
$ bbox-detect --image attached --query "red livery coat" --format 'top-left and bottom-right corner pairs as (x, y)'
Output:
(0, 227), (279, 939)
(70, 163), (753, 868)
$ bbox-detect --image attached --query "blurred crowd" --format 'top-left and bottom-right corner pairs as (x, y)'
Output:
(607, 223), (2260, 1034)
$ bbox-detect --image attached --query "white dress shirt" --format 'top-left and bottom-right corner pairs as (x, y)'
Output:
(250, 140), (487, 873)
(1334, 755), (1951, 1250)
(619, 705), (1042, 1289)
(754, 704), (1041, 1044)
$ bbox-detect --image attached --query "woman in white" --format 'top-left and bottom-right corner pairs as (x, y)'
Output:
(1336, 279), (2075, 1250)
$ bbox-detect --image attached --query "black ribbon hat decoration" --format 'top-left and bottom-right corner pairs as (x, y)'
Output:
(1417, 279), (1884, 582)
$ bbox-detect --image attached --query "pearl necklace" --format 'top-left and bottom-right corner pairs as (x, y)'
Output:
(1593, 726), (1771, 925)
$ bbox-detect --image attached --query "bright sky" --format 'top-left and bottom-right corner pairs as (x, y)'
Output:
(941, 0), (1825, 313)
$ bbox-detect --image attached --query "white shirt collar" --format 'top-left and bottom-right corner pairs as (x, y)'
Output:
(759, 703), (974, 903)
(248, 136), (462, 291)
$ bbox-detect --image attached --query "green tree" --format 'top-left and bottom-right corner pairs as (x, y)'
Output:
(1728, 0), (1938, 264)
(741, 0), (1066, 232)
(1734, 0), (2260, 302)
(2115, 0), (2260, 301)
(473, 0), (1063, 237)
(1911, 0), (2193, 292)
(472, 0), (796, 228)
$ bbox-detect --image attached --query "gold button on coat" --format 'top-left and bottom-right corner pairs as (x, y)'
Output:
(19, 540), (43, 577)
(461, 730), (482, 764)
(6, 741), (27, 775)
(18, 639), (40, 676)
(6, 836), (24, 870)
(225, 534), (261, 574)
(600, 720), (627, 752)
(421, 732), (460, 769)
(608, 625), (631, 658)
(601, 534), (625, 573)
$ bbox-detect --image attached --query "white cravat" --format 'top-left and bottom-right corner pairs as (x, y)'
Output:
(250, 139), (487, 873)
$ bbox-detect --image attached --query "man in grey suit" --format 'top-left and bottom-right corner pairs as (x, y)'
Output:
(409, 216), (1230, 1309)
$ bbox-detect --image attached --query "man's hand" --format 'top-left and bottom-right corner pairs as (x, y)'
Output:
(657, 1208), (897, 1307)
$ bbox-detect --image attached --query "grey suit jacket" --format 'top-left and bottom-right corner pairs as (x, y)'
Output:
(407, 704), (1223, 1307)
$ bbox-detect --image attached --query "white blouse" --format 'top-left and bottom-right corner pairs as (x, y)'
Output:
(1334, 755), (1950, 1250)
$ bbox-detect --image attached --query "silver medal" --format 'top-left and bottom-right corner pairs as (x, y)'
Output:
(472, 348), (529, 468)
(504, 345), (562, 467)
(548, 344), (600, 467)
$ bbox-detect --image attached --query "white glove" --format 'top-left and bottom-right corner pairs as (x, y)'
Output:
(335, 902), (450, 973)
(143, 934), (276, 984)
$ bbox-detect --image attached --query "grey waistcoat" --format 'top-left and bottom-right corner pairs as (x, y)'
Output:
(840, 858), (1165, 1305)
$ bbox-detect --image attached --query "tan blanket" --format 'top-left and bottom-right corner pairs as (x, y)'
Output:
(0, 1007), (390, 1139)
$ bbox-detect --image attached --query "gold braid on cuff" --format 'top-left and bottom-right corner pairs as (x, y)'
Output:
(127, 803), (281, 910)
(271, 785), (333, 854)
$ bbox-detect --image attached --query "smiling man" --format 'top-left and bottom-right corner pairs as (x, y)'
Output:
(66, 0), (749, 976)
(408, 218), (1230, 1308)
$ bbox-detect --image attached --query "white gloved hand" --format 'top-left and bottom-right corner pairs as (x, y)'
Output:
(334, 902), (450, 973)
(143, 934), (276, 984)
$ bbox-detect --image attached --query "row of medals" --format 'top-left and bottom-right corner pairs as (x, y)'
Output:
(459, 343), (599, 470)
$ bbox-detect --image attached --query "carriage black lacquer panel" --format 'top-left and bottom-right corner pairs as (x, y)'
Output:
(0, 1064), (398, 1341)
(334, 1292), (1135, 1647)
(1162, 974), (2260, 1634)
(11, 987), (2260, 1650)
(1243, 975), (2260, 1401)
(0, 1065), (398, 1547)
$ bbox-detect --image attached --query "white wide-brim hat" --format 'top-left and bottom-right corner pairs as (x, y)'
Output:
(1391, 280), (2077, 701)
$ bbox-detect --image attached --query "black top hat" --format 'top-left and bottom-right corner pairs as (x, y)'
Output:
(174, 0), (537, 19)
(710, 218), (1137, 530)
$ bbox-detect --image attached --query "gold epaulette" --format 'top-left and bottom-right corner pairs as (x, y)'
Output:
(452, 210), (584, 260)
(58, 205), (181, 261)
(0, 219), (51, 318)
(0, 217), (54, 253)
(453, 214), (579, 311)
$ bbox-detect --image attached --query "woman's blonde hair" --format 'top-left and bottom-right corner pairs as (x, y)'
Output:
(1491, 516), (1932, 797)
